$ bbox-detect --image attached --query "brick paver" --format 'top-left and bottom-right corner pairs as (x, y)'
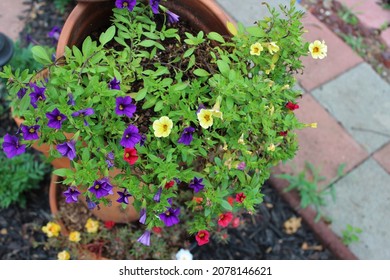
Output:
(0, 0), (26, 41)
(373, 142), (390, 174)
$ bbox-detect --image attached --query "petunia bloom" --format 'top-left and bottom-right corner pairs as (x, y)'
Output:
(17, 88), (27, 99)
(153, 187), (163, 202)
(197, 109), (213, 129)
(115, 0), (136, 11)
(115, 96), (136, 118)
(21, 124), (40, 140)
(117, 188), (132, 204)
(109, 77), (120, 90)
(139, 208), (147, 224)
(48, 26), (61, 41)
(189, 177), (205, 193)
(69, 231), (81, 243)
(2, 134), (26, 158)
(85, 218), (99, 233)
(165, 180), (175, 189)
(166, 10), (180, 23)
(46, 108), (67, 129)
(235, 192), (246, 203)
(178, 126), (195, 145)
(250, 42), (263, 56)
(218, 212), (233, 228)
(67, 93), (75, 106)
(176, 249), (193, 260)
(159, 207), (180, 227)
(57, 250), (70, 260)
(267, 42), (280, 54)
(71, 108), (94, 126)
(285, 101), (299, 111)
(123, 147), (138, 165)
(42, 221), (61, 238)
(237, 162), (246, 171)
(88, 178), (113, 199)
(153, 116), (173, 137)
(56, 140), (76, 160)
(309, 40), (327, 59)
(63, 186), (81, 203)
(29, 83), (46, 108)
(106, 151), (115, 168)
(137, 230), (151, 246)
(195, 230), (210, 246)
(104, 221), (116, 230)
(149, 0), (160, 14)
(86, 197), (97, 210)
(120, 125), (141, 148)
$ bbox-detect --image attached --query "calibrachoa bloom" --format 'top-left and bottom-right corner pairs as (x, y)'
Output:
(137, 230), (151, 246)
(46, 108), (67, 129)
(88, 178), (113, 199)
(17, 88), (27, 99)
(250, 42), (263, 56)
(165, 180), (175, 189)
(117, 188), (132, 204)
(232, 217), (240, 228)
(153, 116), (173, 137)
(63, 186), (81, 203)
(237, 161), (246, 171)
(104, 221), (116, 229)
(159, 207), (180, 227)
(195, 230), (210, 246)
(109, 77), (121, 89)
(85, 218), (99, 233)
(56, 140), (76, 160)
(48, 26), (61, 41)
(86, 197), (97, 210)
(227, 196), (234, 206)
(152, 226), (162, 234)
(267, 41), (280, 54)
(2, 134), (26, 158)
(121, 125), (141, 148)
(149, 0), (160, 14)
(218, 212), (233, 228)
(235, 192), (246, 203)
(106, 151), (115, 168)
(197, 109), (213, 129)
(178, 126), (195, 145)
(67, 93), (75, 106)
(115, 0), (136, 11)
(176, 249), (193, 260)
(189, 177), (205, 193)
(115, 96), (136, 118)
(153, 187), (163, 202)
(57, 250), (70, 260)
(21, 124), (40, 140)
(71, 108), (94, 126)
(69, 231), (81, 243)
(285, 101), (299, 111)
(166, 10), (180, 23)
(123, 147), (138, 165)
(139, 208), (147, 224)
(42, 221), (61, 238)
(309, 40), (327, 59)
(267, 143), (276, 152)
(29, 83), (46, 108)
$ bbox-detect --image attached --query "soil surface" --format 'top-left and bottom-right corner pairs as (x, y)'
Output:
(0, 0), (334, 260)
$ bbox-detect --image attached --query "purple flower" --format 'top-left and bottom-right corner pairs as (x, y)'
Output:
(46, 108), (67, 129)
(196, 104), (206, 114)
(56, 140), (76, 160)
(86, 197), (97, 210)
(48, 26), (61, 41)
(153, 187), (162, 202)
(71, 108), (94, 126)
(29, 83), (46, 108)
(189, 177), (205, 193)
(106, 152), (115, 168)
(63, 186), (81, 203)
(109, 77), (121, 90)
(139, 208), (146, 224)
(17, 88), (27, 99)
(115, 96), (136, 118)
(120, 125), (141, 148)
(167, 197), (173, 206)
(137, 230), (151, 246)
(150, 0), (160, 14)
(2, 134), (26, 158)
(21, 124), (40, 140)
(67, 93), (75, 106)
(116, 188), (132, 204)
(159, 207), (180, 227)
(115, 0), (136, 11)
(237, 162), (246, 170)
(178, 126), (195, 145)
(88, 178), (114, 199)
(166, 10), (180, 23)
(140, 134), (146, 146)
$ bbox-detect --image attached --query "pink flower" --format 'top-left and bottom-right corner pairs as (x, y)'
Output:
(218, 212), (233, 228)
(123, 148), (138, 165)
(232, 217), (240, 228)
(195, 230), (210, 246)
(235, 192), (246, 203)
(285, 101), (299, 111)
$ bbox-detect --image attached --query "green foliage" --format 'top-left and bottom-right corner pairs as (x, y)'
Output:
(0, 152), (50, 208)
(277, 162), (345, 222)
(340, 34), (368, 56)
(6, 41), (46, 72)
(342, 224), (362, 246)
(0, 2), (321, 245)
(51, 0), (74, 13)
(337, 4), (360, 26)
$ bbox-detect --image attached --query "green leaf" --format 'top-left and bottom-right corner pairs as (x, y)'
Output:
(31, 46), (52, 65)
(216, 60), (230, 77)
(207, 32), (225, 43)
(135, 88), (148, 101)
(221, 200), (233, 211)
(53, 168), (72, 177)
(154, 100), (164, 112)
(193, 69), (210, 77)
(99, 26), (116, 47)
(246, 26), (265, 37)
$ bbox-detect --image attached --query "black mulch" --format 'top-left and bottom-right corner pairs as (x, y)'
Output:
(0, 0), (334, 260)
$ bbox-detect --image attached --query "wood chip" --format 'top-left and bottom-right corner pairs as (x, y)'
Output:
(283, 217), (302, 234)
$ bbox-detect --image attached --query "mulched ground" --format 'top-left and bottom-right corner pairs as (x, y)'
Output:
(0, 0), (334, 260)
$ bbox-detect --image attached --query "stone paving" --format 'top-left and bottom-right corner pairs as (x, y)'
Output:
(1, 0), (390, 259)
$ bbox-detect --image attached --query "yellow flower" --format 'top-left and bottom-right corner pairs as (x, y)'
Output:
(267, 42), (280, 54)
(69, 231), (81, 243)
(309, 40), (327, 59)
(85, 218), (99, 233)
(238, 133), (245, 144)
(281, 84), (290, 90)
(197, 109), (214, 129)
(42, 221), (61, 238)
(306, 122), (317, 128)
(265, 63), (275, 74)
(267, 143), (276, 152)
(153, 116), (173, 137)
(57, 250), (70, 260)
(250, 42), (263, 56)
(210, 96), (223, 120)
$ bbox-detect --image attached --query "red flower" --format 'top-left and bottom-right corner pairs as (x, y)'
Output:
(218, 212), (233, 228)
(195, 230), (210, 246)
(235, 192), (246, 203)
(152, 227), (162, 234)
(193, 197), (203, 204)
(164, 180), (175, 189)
(227, 196), (234, 206)
(285, 101), (299, 111)
(232, 217), (240, 228)
(104, 221), (115, 229)
(123, 148), (138, 165)
(279, 131), (288, 137)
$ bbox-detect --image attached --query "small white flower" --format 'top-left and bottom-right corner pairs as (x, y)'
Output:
(175, 248), (193, 260)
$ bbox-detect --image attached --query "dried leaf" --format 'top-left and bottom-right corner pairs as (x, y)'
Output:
(283, 216), (301, 234)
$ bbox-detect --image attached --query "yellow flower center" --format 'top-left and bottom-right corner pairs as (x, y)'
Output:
(204, 114), (210, 122)
(125, 152), (130, 158)
(57, 116), (62, 121)
(313, 46), (319, 53)
(199, 233), (204, 238)
(163, 124), (168, 131)
(165, 210), (171, 216)
(119, 105), (124, 110)
(95, 184), (100, 189)
(29, 128), (35, 133)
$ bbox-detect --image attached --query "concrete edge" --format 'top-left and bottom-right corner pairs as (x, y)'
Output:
(268, 174), (358, 260)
